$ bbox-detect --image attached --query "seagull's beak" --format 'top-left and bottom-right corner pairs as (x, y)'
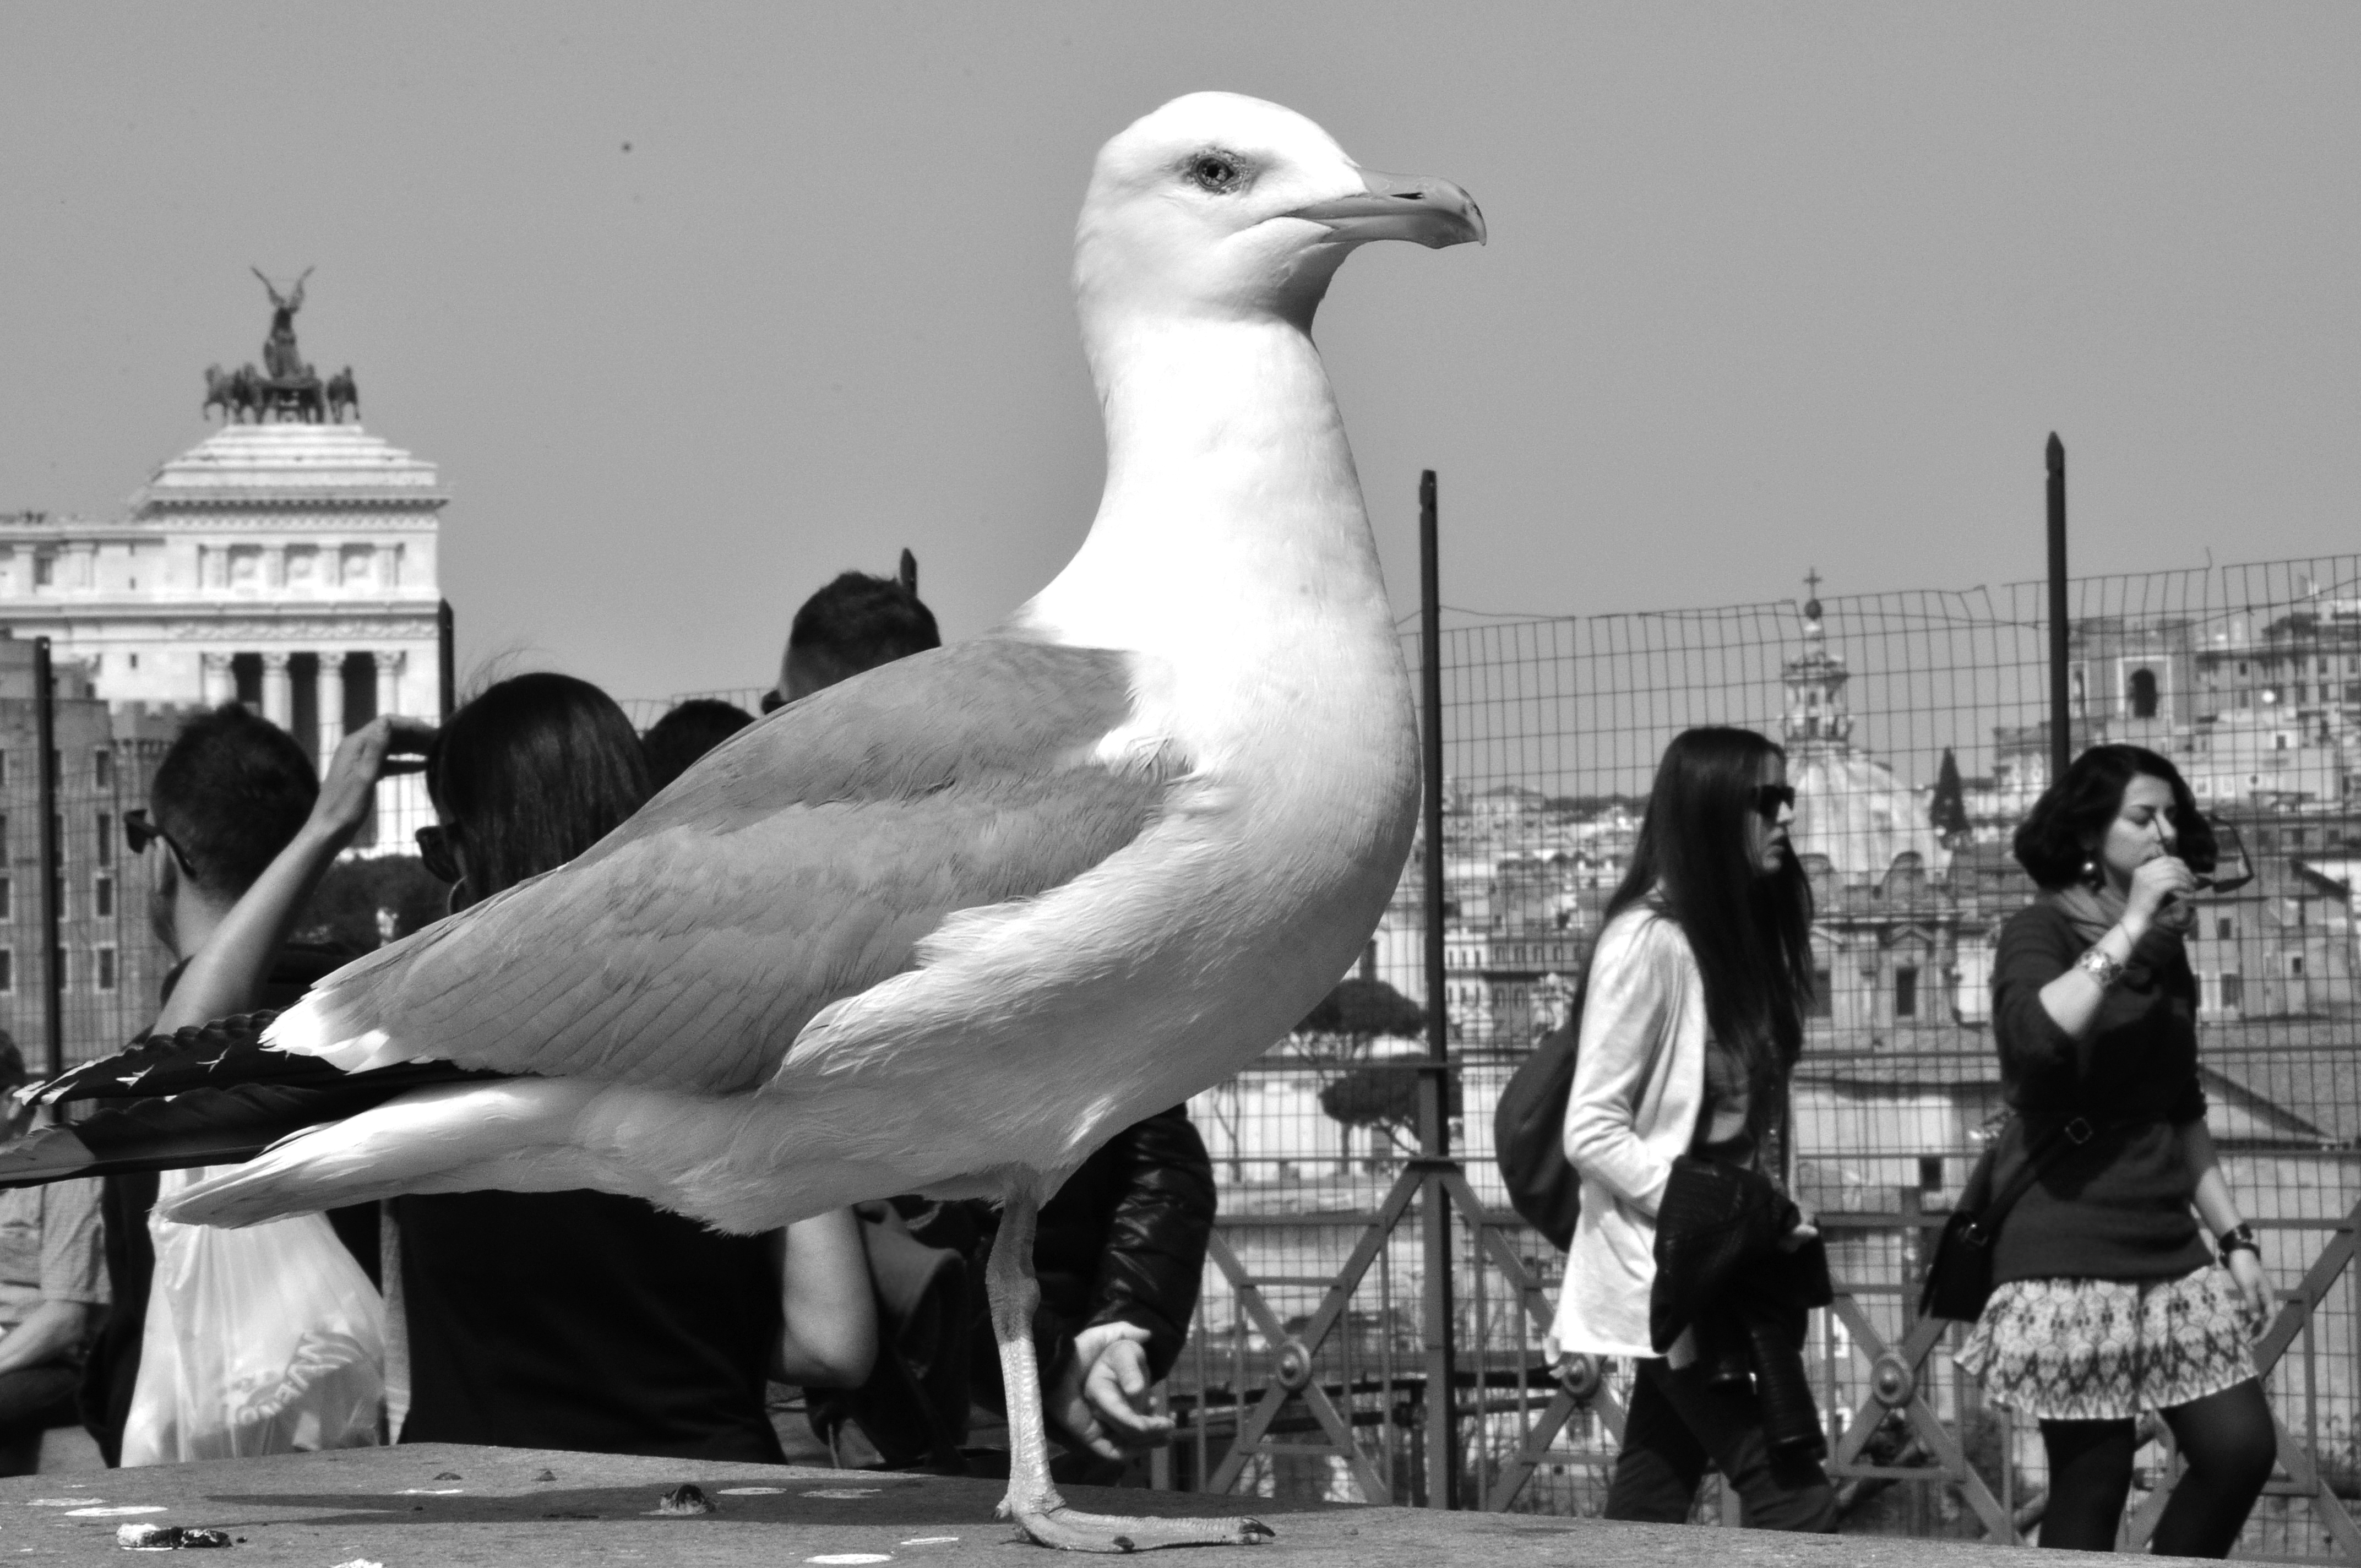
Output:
(1287, 169), (1487, 248)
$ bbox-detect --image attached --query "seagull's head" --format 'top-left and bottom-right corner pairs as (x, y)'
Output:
(1076, 92), (1484, 335)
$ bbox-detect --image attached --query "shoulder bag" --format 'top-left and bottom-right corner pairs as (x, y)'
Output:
(1918, 1115), (2095, 1322)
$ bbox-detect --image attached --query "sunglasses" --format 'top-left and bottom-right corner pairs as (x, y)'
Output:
(1751, 783), (1797, 821)
(415, 824), (463, 885)
(123, 809), (198, 879)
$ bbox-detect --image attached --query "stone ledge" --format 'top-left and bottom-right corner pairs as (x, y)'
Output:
(1, 1441), (2053, 1566)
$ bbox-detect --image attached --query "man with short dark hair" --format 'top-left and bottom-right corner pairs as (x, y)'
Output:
(84, 705), (361, 1465)
(761, 550), (940, 712)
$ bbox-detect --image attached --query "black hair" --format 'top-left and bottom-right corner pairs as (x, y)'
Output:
(1598, 727), (1814, 1113)
(0, 1031), (23, 1092)
(641, 699), (754, 791)
(2011, 744), (2213, 891)
(427, 673), (651, 903)
(151, 705), (319, 896)
(781, 549), (939, 699)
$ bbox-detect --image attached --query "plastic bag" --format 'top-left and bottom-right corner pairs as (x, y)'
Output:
(122, 1167), (385, 1465)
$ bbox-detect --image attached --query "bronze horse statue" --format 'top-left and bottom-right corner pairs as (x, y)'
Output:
(325, 367), (359, 423)
(203, 364), (264, 422)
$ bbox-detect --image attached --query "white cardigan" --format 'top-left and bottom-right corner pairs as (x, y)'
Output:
(1547, 907), (1709, 1360)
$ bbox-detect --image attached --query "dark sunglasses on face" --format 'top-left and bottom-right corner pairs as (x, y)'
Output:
(1751, 783), (1797, 821)
(123, 809), (198, 879)
(415, 825), (462, 884)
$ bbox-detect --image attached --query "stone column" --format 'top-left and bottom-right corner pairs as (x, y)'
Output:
(318, 654), (346, 760)
(200, 652), (235, 708)
(261, 651), (292, 729)
(374, 650), (405, 718)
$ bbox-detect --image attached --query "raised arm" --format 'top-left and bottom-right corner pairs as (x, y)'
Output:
(155, 716), (434, 1034)
(2023, 858), (2194, 1047)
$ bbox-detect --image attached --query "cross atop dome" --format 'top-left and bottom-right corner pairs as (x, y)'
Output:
(1785, 568), (1849, 747)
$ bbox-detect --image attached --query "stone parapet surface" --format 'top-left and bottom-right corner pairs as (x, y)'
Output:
(1, 1441), (2056, 1566)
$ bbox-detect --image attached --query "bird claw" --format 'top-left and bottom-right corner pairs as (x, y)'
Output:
(1011, 1501), (1273, 1553)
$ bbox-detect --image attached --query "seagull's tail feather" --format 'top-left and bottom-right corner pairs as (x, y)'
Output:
(41, 1011), (328, 1104)
(0, 1009), (499, 1193)
(161, 1079), (608, 1228)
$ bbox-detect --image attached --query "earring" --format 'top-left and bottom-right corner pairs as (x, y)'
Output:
(2081, 856), (2102, 888)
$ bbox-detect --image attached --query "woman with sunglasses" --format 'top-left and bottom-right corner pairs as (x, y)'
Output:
(383, 672), (873, 1459)
(1549, 726), (1832, 1530)
(1956, 745), (2273, 1555)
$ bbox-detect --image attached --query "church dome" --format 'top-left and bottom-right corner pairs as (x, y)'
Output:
(1782, 581), (1945, 881)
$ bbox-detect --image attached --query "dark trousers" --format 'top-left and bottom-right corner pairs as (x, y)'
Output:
(0, 1363), (81, 1477)
(1603, 1357), (1838, 1532)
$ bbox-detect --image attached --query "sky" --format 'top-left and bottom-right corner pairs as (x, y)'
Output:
(2, 4), (2355, 703)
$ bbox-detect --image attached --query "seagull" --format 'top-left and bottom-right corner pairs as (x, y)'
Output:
(13, 92), (1481, 1551)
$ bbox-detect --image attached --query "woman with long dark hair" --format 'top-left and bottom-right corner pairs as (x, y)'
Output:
(1549, 726), (1832, 1530)
(1957, 745), (2273, 1555)
(390, 672), (873, 1458)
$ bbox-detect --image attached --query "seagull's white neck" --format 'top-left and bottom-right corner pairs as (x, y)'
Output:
(1015, 310), (1394, 664)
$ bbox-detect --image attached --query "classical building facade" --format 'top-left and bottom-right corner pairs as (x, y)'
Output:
(0, 420), (443, 760)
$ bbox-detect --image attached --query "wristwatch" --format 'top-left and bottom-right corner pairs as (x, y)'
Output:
(2217, 1222), (2259, 1265)
(2076, 948), (2125, 988)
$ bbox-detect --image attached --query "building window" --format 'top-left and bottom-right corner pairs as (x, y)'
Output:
(2289, 955), (2306, 977)
(0, 950), (12, 993)
(2221, 974), (2244, 1010)
(95, 812), (112, 868)
(0, 876), (12, 922)
(2129, 667), (2159, 718)
(1894, 966), (1919, 1020)
(32, 555), (53, 588)
(2218, 917), (2235, 940)
(95, 946), (116, 992)
(94, 874), (112, 919)
(1918, 1156), (1944, 1194)
(93, 749), (111, 788)
(1809, 967), (1832, 1018)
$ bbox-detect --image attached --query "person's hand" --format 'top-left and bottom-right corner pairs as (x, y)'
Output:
(2121, 854), (2197, 941)
(1778, 1204), (1819, 1254)
(308, 716), (437, 851)
(2228, 1247), (2271, 1320)
(1045, 1322), (1174, 1462)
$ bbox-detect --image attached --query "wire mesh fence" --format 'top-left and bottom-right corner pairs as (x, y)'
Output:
(1140, 553), (2361, 1554)
(50, 551), (2359, 1550)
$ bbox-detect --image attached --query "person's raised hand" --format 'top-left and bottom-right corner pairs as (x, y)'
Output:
(309, 715), (437, 851)
(1045, 1321), (1175, 1462)
(2122, 854), (2197, 940)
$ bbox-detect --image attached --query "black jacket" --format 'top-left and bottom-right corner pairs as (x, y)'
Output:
(1649, 1156), (1831, 1457)
(812, 1104), (1216, 1470)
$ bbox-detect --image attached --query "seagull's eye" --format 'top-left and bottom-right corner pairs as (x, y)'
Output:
(1187, 153), (1244, 193)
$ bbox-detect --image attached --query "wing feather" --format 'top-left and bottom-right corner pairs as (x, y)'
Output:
(278, 640), (1176, 1093)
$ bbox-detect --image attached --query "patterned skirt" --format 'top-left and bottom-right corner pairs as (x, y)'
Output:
(1954, 1269), (2262, 1422)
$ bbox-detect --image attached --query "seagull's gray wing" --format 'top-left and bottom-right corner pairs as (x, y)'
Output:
(285, 639), (1180, 1093)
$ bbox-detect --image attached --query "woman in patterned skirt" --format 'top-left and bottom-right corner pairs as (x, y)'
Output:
(1957, 745), (2274, 1555)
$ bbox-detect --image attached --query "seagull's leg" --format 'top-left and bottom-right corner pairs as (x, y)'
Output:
(987, 1184), (1272, 1553)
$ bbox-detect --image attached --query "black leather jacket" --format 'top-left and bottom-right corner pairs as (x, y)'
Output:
(813, 1104), (1216, 1469)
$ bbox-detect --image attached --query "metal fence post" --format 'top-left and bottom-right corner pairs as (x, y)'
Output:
(34, 636), (63, 1081)
(1417, 470), (1459, 1510)
(2046, 433), (2070, 782)
(437, 598), (456, 721)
